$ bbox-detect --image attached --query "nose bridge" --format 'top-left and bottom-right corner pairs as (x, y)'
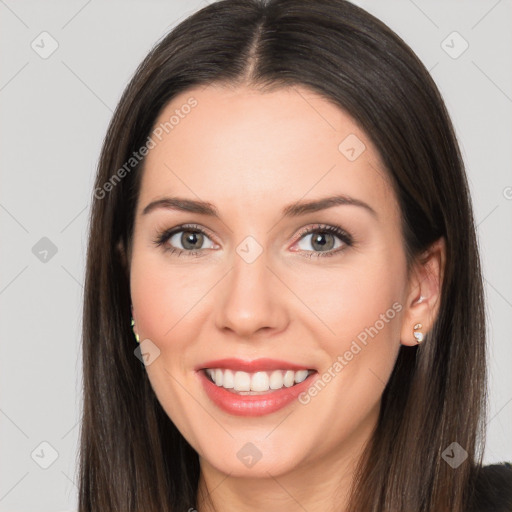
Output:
(214, 236), (289, 337)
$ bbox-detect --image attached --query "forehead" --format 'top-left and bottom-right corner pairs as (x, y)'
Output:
(137, 84), (396, 221)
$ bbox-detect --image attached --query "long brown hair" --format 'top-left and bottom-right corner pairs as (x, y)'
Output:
(79, 1), (487, 510)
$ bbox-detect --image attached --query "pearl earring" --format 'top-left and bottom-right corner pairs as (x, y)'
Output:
(131, 317), (140, 343)
(413, 323), (423, 344)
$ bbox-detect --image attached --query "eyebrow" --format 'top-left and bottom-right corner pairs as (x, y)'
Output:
(142, 194), (377, 219)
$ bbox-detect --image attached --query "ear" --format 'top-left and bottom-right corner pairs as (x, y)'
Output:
(117, 238), (136, 328)
(116, 238), (129, 276)
(400, 237), (446, 346)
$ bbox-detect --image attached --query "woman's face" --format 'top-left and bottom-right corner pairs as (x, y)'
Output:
(129, 84), (416, 479)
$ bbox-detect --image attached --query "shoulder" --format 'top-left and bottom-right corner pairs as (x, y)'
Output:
(469, 462), (512, 512)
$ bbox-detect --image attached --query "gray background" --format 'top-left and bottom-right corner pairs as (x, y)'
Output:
(0, 0), (511, 510)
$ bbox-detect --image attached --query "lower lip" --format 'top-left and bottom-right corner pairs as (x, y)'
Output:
(197, 370), (317, 417)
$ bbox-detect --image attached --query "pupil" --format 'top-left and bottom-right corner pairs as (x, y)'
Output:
(312, 233), (334, 251)
(182, 231), (203, 250)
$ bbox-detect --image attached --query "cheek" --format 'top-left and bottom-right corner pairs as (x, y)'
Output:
(129, 246), (216, 362)
(296, 259), (403, 335)
(130, 235), (191, 334)
(130, 258), (173, 341)
(291, 259), (405, 434)
(129, 250), (212, 441)
(291, 250), (406, 377)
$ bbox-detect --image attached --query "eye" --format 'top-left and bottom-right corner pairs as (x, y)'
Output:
(153, 224), (216, 256)
(293, 224), (353, 258)
(153, 223), (353, 258)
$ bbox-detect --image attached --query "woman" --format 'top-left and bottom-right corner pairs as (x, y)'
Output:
(79, 1), (512, 510)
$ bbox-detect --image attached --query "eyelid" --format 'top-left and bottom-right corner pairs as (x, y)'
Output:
(152, 223), (219, 256)
(159, 223), (218, 244)
(293, 223), (352, 244)
(154, 222), (353, 257)
(289, 223), (353, 256)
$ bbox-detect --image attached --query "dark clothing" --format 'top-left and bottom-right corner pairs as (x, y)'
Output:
(470, 462), (512, 511)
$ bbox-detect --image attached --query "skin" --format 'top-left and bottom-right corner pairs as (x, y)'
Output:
(128, 83), (445, 512)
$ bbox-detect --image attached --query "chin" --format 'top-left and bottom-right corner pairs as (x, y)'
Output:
(200, 441), (305, 479)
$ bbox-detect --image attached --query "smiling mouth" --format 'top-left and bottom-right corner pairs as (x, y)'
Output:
(203, 368), (316, 395)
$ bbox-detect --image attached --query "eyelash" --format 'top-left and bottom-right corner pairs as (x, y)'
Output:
(152, 223), (354, 259)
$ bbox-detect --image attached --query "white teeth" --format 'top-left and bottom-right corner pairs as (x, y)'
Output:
(269, 370), (284, 389)
(205, 368), (312, 392)
(284, 370), (295, 387)
(223, 369), (234, 388)
(233, 371), (251, 391)
(251, 371), (270, 392)
(294, 370), (309, 384)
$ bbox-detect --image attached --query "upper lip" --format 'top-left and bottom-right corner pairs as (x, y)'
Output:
(196, 358), (314, 372)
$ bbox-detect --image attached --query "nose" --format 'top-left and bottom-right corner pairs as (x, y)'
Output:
(214, 246), (290, 340)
